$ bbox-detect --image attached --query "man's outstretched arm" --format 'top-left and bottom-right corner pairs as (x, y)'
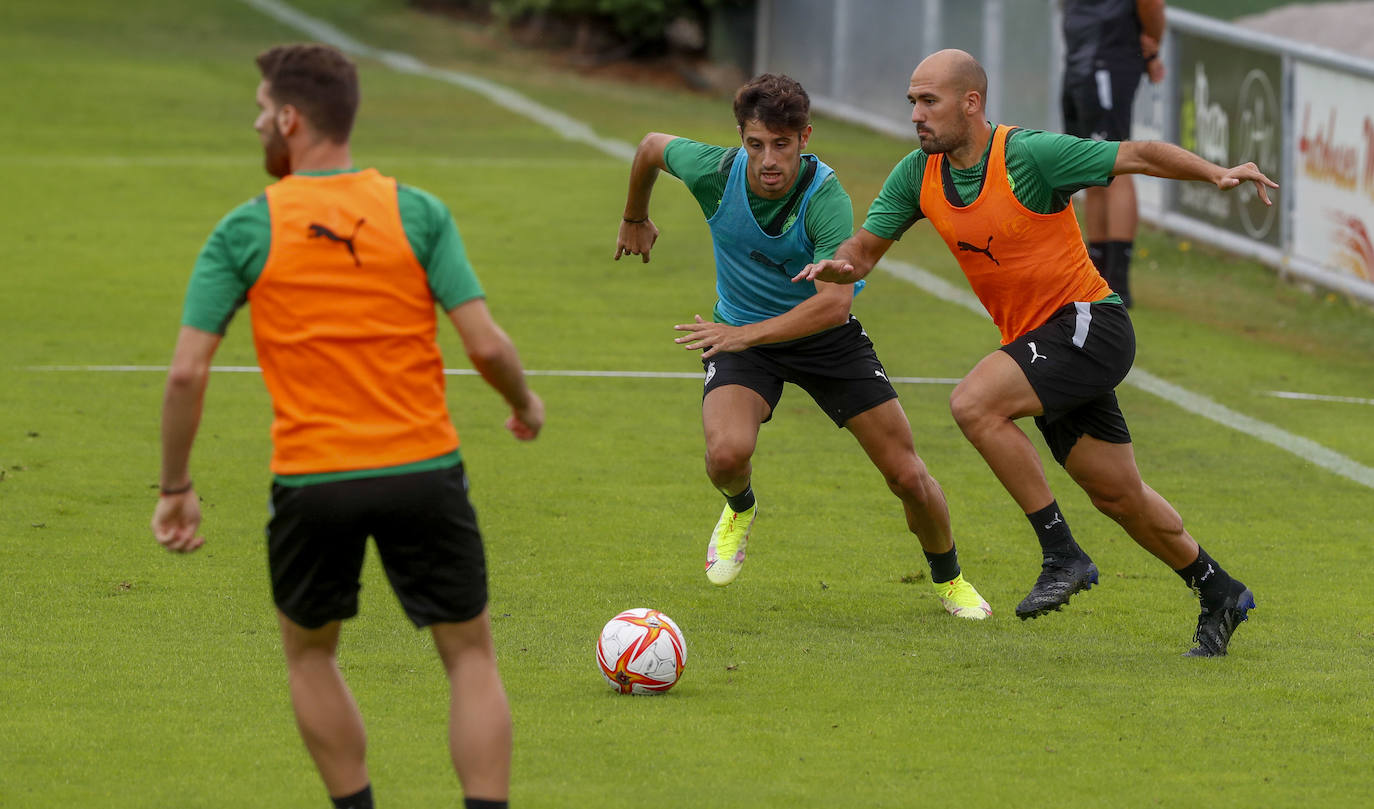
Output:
(1113, 140), (1279, 205)
(791, 228), (895, 284)
(673, 281), (855, 359)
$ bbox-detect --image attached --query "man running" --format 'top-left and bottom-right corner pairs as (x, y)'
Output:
(612, 75), (989, 618)
(797, 50), (1274, 655)
(615, 73), (990, 619)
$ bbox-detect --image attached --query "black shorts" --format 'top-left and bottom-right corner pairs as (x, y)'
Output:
(1062, 66), (1142, 141)
(267, 462), (487, 629)
(701, 316), (898, 427)
(999, 302), (1135, 465)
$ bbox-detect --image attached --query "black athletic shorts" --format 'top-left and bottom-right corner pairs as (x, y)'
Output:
(999, 301), (1135, 465)
(267, 461), (486, 629)
(1062, 66), (1142, 142)
(701, 315), (898, 427)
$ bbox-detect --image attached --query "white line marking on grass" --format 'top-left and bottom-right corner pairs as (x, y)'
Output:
(238, 0), (1374, 490)
(1127, 372), (1374, 487)
(1267, 391), (1374, 406)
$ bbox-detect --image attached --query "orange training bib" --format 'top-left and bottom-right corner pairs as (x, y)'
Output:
(920, 125), (1111, 344)
(250, 169), (459, 475)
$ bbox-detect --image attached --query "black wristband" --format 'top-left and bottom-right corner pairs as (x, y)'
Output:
(160, 480), (193, 496)
(1143, 51), (1159, 62)
(623, 216), (648, 224)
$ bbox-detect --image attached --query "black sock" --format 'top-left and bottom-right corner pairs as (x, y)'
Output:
(725, 485), (755, 513)
(1105, 240), (1134, 307)
(332, 785), (373, 809)
(1026, 500), (1078, 558)
(465, 799), (509, 809)
(923, 545), (961, 584)
(1175, 545), (1234, 603)
(1087, 241), (1108, 276)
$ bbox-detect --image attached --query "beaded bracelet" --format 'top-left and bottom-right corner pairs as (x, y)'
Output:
(160, 480), (193, 496)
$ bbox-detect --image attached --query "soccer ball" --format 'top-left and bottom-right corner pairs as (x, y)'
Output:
(595, 608), (687, 695)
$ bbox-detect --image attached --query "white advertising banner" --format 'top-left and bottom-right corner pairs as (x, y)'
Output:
(1292, 62), (1374, 284)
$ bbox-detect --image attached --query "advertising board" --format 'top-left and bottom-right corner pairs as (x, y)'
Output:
(1292, 62), (1374, 283)
(1174, 33), (1283, 246)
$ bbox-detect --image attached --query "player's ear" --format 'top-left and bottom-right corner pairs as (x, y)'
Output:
(277, 104), (300, 136)
(798, 124), (813, 151)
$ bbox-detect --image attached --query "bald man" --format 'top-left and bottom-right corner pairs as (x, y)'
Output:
(796, 49), (1276, 657)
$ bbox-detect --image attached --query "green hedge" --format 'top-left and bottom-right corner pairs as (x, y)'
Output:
(418, 0), (750, 48)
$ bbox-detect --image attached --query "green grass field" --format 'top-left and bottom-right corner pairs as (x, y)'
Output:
(3, 1), (1373, 807)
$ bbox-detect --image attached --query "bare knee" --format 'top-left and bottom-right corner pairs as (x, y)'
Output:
(704, 443), (751, 486)
(278, 613), (341, 665)
(884, 456), (940, 509)
(1084, 482), (1147, 525)
(432, 610), (497, 673)
(949, 387), (994, 441)
(1087, 490), (1131, 523)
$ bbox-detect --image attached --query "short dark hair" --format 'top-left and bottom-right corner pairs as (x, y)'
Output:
(733, 73), (810, 134)
(255, 44), (359, 142)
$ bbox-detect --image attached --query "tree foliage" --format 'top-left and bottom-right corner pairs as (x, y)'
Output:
(419, 0), (747, 50)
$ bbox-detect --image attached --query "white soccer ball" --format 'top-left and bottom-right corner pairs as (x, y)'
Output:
(595, 608), (687, 695)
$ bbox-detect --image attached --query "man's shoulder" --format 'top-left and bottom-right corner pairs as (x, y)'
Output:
(805, 152), (836, 174)
(213, 193), (269, 235)
(883, 148), (930, 184)
(230, 192), (268, 215)
(1005, 126), (1085, 156)
(395, 181), (449, 214)
(1006, 126), (1062, 143)
(802, 152), (830, 175)
(808, 160), (849, 200)
(664, 136), (729, 154)
(1005, 126), (1115, 159)
(665, 138), (737, 175)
